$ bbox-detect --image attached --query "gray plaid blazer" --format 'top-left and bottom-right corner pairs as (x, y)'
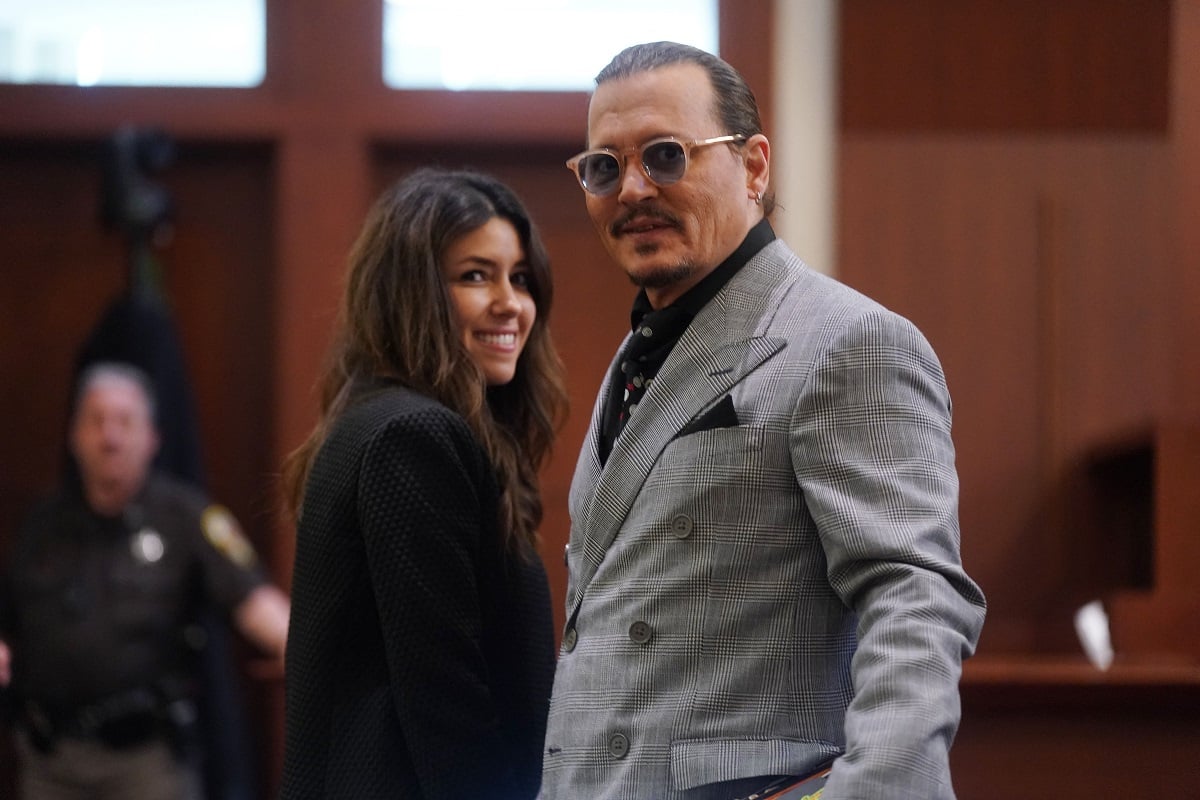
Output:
(540, 240), (986, 800)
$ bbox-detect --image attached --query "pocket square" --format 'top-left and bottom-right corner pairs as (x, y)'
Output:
(679, 395), (740, 436)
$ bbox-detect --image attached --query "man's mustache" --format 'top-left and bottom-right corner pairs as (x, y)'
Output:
(610, 205), (681, 237)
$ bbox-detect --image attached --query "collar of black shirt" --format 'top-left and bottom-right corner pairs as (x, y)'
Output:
(628, 218), (776, 331)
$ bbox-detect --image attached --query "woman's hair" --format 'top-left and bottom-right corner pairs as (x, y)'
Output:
(282, 167), (568, 553)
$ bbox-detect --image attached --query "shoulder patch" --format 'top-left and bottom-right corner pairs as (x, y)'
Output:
(201, 505), (258, 568)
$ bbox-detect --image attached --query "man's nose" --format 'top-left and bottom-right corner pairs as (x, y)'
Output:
(99, 418), (127, 441)
(617, 156), (656, 204)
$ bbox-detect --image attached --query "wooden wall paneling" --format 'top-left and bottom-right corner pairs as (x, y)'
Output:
(952, 697), (1200, 795)
(0, 139), (277, 563)
(159, 142), (281, 800)
(1172, 0), (1200, 419)
(0, 137), (279, 798)
(838, 3), (1199, 795)
(1037, 142), (1172, 443)
(721, 0), (774, 137)
(162, 142), (277, 547)
(839, 0), (1170, 133)
(0, 85), (288, 141)
(1028, 140), (1173, 649)
(0, 142), (126, 541)
(838, 136), (1172, 654)
(1106, 424), (1200, 662)
(838, 136), (1045, 652)
(269, 135), (373, 579)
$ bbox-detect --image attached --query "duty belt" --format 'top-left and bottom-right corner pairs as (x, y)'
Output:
(24, 687), (168, 751)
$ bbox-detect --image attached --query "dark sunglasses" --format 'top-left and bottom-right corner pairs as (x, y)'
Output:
(566, 134), (746, 196)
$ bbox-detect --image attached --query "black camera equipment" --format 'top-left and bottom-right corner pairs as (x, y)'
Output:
(99, 125), (176, 297)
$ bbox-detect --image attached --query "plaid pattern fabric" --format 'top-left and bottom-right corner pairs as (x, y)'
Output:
(541, 241), (986, 800)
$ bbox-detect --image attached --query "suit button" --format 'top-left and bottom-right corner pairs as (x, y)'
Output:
(628, 621), (652, 644)
(563, 627), (578, 653)
(563, 543), (570, 566)
(670, 514), (693, 538)
(608, 732), (630, 759)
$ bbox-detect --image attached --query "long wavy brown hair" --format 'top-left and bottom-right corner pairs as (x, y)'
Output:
(281, 168), (568, 553)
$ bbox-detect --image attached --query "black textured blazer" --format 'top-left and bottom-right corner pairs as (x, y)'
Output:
(281, 386), (555, 799)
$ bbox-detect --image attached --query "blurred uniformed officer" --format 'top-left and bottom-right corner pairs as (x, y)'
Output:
(0, 362), (290, 800)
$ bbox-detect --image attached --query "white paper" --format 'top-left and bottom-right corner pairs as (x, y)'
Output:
(1074, 599), (1114, 671)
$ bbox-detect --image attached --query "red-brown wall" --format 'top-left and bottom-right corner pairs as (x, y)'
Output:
(837, 1), (1200, 794)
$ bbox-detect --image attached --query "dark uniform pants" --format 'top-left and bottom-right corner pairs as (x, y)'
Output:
(16, 732), (203, 800)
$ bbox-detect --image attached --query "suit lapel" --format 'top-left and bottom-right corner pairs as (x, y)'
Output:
(570, 242), (795, 606)
(568, 338), (624, 534)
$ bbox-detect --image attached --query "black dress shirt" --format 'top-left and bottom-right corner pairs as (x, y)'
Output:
(599, 218), (776, 462)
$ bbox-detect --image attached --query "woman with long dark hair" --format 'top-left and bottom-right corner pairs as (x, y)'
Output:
(280, 168), (568, 799)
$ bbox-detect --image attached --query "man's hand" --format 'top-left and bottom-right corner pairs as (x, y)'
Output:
(0, 639), (12, 686)
(234, 584), (291, 664)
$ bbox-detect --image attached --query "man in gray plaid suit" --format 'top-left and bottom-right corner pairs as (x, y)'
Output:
(542, 41), (987, 800)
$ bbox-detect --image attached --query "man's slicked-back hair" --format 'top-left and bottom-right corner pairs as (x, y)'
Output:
(595, 41), (764, 143)
(594, 41), (773, 214)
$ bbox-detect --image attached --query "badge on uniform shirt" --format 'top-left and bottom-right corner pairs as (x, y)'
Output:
(201, 505), (257, 568)
(131, 528), (166, 563)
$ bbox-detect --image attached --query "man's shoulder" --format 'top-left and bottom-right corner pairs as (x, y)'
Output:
(139, 474), (261, 570)
(756, 240), (918, 328)
(138, 473), (235, 546)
